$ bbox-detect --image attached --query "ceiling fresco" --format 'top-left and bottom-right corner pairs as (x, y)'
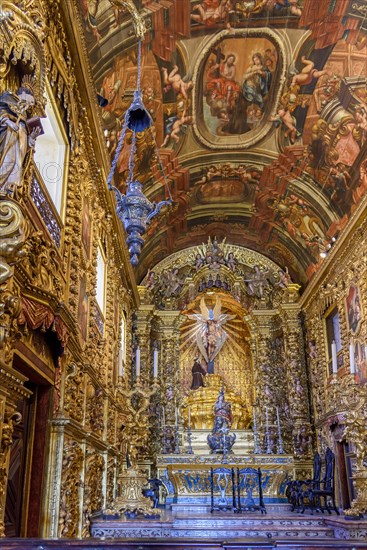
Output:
(78, 0), (367, 288)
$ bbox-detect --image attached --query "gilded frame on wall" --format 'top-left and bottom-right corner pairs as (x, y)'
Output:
(353, 340), (367, 384)
(345, 284), (363, 335)
(192, 28), (287, 150)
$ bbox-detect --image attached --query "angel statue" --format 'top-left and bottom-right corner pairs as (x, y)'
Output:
(188, 296), (235, 374)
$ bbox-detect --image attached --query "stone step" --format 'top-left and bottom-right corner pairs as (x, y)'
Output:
(91, 516), (334, 540)
(170, 513), (334, 539)
(174, 514), (326, 527)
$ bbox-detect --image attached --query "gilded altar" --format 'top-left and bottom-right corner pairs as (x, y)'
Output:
(157, 454), (297, 509)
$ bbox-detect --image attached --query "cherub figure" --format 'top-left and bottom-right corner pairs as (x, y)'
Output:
(161, 65), (193, 99)
(291, 57), (328, 88)
(195, 253), (205, 270)
(161, 110), (193, 147)
(225, 252), (237, 271)
(146, 270), (156, 290)
(271, 106), (300, 144)
(273, 0), (302, 16)
(197, 165), (221, 185)
(308, 340), (317, 359)
(277, 267), (291, 288)
(235, 0), (268, 17)
(191, 0), (232, 26)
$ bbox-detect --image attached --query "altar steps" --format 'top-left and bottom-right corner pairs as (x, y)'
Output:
(170, 512), (334, 539)
(89, 511), (367, 545)
(0, 538), (367, 549)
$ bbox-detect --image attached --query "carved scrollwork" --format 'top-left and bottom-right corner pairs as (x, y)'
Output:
(63, 363), (85, 423)
(82, 451), (104, 537)
(0, 3), (46, 103)
(58, 439), (83, 538)
(86, 384), (104, 437)
(22, 230), (63, 298)
(0, 199), (27, 286)
(0, 409), (22, 536)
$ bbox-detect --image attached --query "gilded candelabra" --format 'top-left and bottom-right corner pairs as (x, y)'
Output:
(107, 376), (160, 516)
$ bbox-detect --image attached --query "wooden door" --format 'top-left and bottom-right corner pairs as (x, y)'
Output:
(4, 395), (32, 537)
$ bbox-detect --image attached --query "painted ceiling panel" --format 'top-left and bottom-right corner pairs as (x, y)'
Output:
(78, 0), (367, 289)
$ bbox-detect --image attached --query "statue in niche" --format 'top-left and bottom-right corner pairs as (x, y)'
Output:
(294, 424), (312, 456)
(0, 79), (43, 194)
(207, 388), (236, 453)
(244, 265), (272, 299)
(191, 356), (207, 390)
(188, 295), (235, 374)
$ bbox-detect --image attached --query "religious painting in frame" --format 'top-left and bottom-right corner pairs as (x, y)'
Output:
(354, 341), (367, 385)
(78, 274), (89, 342)
(345, 284), (362, 335)
(81, 198), (92, 259)
(192, 28), (286, 150)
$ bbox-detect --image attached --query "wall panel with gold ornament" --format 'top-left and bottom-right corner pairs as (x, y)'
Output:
(0, 0), (138, 539)
(302, 211), (367, 516)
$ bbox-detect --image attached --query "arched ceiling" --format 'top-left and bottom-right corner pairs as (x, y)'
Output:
(78, 0), (367, 289)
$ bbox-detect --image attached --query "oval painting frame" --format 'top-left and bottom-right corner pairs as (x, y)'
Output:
(192, 28), (287, 150)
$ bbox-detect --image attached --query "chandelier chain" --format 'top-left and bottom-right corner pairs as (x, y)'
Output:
(106, 113), (129, 190)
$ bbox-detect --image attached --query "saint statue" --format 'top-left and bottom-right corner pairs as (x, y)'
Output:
(213, 389), (232, 433)
(188, 296), (235, 373)
(0, 81), (42, 194)
(191, 356), (207, 390)
(207, 388), (236, 453)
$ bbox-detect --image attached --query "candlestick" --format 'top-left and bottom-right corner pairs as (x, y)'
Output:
(161, 406), (167, 454)
(222, 430), (228, 464)
(276, 406), (284, 454)
(349, 341), (355, 374)
(162, 406), (165, 429)
(153, 347), (158, 378)
(187, 407), (193, 455)
(253, 407), (261, 454)
(174, 420), (180, 454)
(331, 341), (337, 374)
(265, 406), (272, 454)
(136, 346), (140, 377)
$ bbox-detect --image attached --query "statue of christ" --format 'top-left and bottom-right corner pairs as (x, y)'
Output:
(188, 296), (235, 374)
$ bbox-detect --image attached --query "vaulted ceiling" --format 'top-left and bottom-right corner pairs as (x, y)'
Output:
(77, 0), (367, 289)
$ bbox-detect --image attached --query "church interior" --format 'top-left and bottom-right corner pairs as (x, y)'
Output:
(1, 0), (367, 548)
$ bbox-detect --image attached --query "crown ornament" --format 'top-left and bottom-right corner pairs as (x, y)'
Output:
(19, 75), (38, 98)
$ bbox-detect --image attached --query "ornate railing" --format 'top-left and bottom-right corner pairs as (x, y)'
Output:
(30, 166), (63, 248)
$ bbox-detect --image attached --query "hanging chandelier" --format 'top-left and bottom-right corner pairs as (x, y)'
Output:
(106, 39), (172, 266)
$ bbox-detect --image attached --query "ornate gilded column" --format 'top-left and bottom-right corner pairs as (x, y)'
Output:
(251, 308), (277, 451)
(155, 310), (183, 451)
(134, 298), (155, 384)
(280, 284), (312, 459)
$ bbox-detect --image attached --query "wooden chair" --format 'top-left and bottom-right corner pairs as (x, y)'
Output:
(308, 447), (339, 515)
(290, 450), (322, 512)
(235, 467), (266, 514)
(209, 467), (236, 513)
